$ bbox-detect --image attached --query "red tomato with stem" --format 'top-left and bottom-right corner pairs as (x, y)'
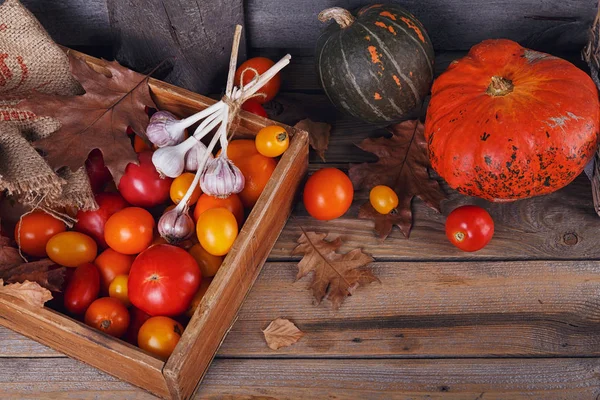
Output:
(234, 57), (280, 103)
(64, 263), (100, 315)
(445, 205), (494, 252)
(118, 151), (172, 207)
(303, 168), (354, 221)
(74, 193), (129, 248)
(14, 211), (66, 257)
(128, 244), (201, 316)
(85, 149), (112, 193)
(84, 297), (130, 338)
(241, 100), (268, 118)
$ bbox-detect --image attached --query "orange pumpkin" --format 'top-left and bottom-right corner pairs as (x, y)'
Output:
(425, 39), (600, 201)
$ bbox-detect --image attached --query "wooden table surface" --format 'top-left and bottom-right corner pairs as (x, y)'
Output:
(3, 49), (600, 399)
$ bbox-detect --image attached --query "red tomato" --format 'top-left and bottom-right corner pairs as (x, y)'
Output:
(118, 151), (172, 207)
(104, 207), (155, 255)
(94, 248), (135, 292)
(64, 263), (100, 315)
(14, 211), (66, 257)
(128, 244), (201, 316)
(234, 57), (280, 103)
(74, 193), (129, 248)
(303, 168), (354, 221)
(84, 297), (130, 338)
(85, 149), (112, 193)
(241, 100), (268, 118)
(125, 306), (151, 346)
(445, 205), (494, 252)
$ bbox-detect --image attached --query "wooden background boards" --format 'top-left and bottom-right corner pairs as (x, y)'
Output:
(3, 0), (600, 398)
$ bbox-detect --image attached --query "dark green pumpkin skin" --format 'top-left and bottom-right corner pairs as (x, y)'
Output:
(316, 4), (434, 124)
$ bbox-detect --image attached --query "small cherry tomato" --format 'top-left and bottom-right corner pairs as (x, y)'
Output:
(15, 211), (66, 257)
(237, 153), (277, 208)
(46, 232), (98, 267)
(125, 306), (151, 346)
(64, 263), (100, 315)
(104, 207), (155, 255)
(84, 297), (130, 338)
(85, 149), (112, 193)
(255, 125), (289, 158)
(74, 193), (129, 248)
(369, 185), (399, 215)
(94, 248), (135, 292)
(109, 274), (131, 307)
(445, 205), (494, 252)
(196, 208), (238, 256)
(188, 244), (223, 278)
(186, 278), (212, 317)
(138, 316), (183, 360)
(193, 193), (244, 226)
(234, 57), (280, 103)
(303, 168), (354, 221)
(170, 172), (202, 205)
(241, 100), (268, 118)
(118, 151), (172, 208)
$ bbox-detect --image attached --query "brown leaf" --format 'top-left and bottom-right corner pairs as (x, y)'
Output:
(2, 259), (65, 292)
(262, 318), (304, 350)
(20, 53), (156, 185)
(349, 120), (446, 239)
(292, 231), (377, 310)
(294, 119), (330, 162)
(0, 279), (53, 307)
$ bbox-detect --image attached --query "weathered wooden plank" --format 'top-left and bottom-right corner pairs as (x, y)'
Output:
(246, 0), (595, 51)
(1, 357), (600, 399)
(0, 327), (58, 357)
(106, 0), (245, 94)
(20, 0), (111, 47)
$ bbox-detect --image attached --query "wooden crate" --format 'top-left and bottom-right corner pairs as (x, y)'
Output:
(0, 49), (309, 399)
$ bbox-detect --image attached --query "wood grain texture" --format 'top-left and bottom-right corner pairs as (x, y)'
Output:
(246, 0), (594, 51)
(106, 0), (245, 94)
(2, 357), (600, 399)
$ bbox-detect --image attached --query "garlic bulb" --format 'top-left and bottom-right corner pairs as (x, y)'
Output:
(200, 156), (245, 198)
(152, 137), (197, 178)
(185, 141), (212, 172)
(146, 111), (186, 147)
(158, 207), (195, 244)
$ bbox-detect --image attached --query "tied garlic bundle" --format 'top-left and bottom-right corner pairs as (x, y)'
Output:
(150, 25), (291, 244)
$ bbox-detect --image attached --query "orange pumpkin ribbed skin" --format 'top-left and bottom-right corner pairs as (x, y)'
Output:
(424, 39), (600, 202)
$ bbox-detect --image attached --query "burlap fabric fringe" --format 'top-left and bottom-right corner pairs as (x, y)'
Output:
(0, 0), (97, 214)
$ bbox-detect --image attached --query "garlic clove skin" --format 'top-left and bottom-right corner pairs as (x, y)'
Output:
(158, 208), (195, 244)
(185, 141), (213, 172)
(146, 111), (186, 148)
(200, 156), (245, 198)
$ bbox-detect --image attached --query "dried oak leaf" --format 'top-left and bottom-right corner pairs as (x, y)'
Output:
(349, 120), (446, 239)
(19, 53), (156, 185)
(292, 232), (378, 310)
(262, 318), (304, 350)
(0, 279), (53, 307)
(294, 118), (330, 162)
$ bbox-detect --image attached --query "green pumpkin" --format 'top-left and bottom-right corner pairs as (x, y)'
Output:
(316, 5), (434, 124)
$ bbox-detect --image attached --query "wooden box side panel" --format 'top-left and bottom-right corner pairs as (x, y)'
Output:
(0, 295), (169, 398)
(163, 129), (309, 399)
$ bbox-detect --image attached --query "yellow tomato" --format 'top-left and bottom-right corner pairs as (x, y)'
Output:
(170, 172), (202, 205)
(108, 274), (131, 307)
(196, 208), (238, 256)
(186, 278), (212, 317)
(255, 125), (289, 157)
(369, 185), (399, 215)
(46, 232), (97, 267)
(138, 316), (183, 361)
(189, 244), (223, 277)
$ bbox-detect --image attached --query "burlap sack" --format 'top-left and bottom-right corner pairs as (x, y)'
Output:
(0, 0), (96, 213)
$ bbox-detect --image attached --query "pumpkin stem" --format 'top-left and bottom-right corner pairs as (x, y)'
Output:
(318, 7), (355, 29)
(486, 76), (514, 96)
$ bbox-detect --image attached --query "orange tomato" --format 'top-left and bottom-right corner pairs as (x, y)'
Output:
(193, 193), (244, 226)
(94, 248), (135, 291)
(303, 168), (354, 221)
(255, 125), (289, 157)
(84, 297), (130, 338)
(104, 207), (155, 255)
(186, 278), (212, 317)
(46, 232), (97, 267)
(237, 153), (277, 208)
(170, 172), (202, 205)
(234, 57), (280, 103)
(217, 139), (258, 162)
(196, 208), (238, 256)
(15, 211), (66, 257)
(188, 244), (223, 278)
(109, 274), (131, 307)
(138, 316), (183, 360)
(133, 135), (153, 152)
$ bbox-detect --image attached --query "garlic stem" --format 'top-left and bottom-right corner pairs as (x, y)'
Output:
(226, 25), (243, 97)
(192, 104), (223, 140)
(170, 101), (223, 132)
(239, 54), (291, 102)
